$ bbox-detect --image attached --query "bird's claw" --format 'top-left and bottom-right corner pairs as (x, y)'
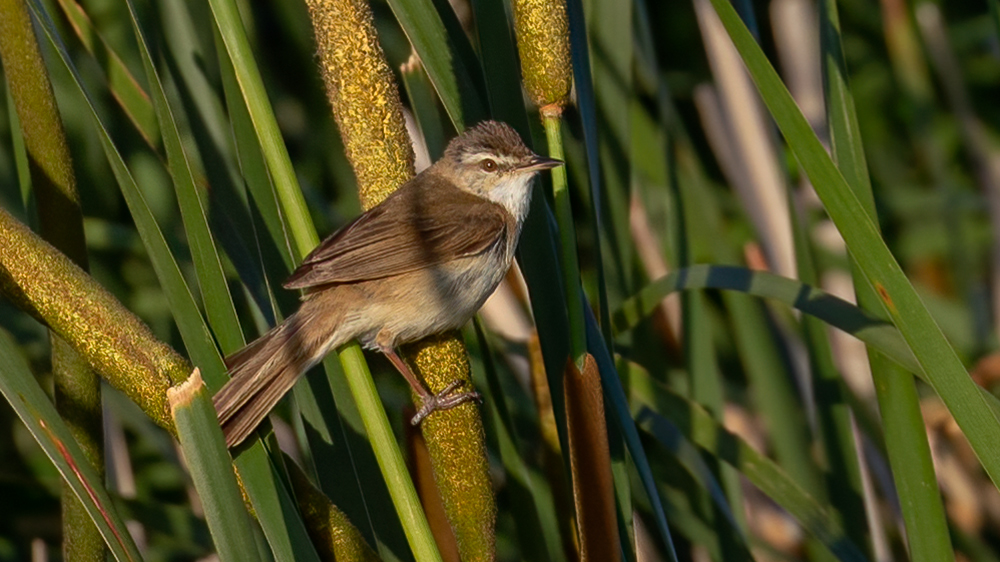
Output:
(410, 380), (482, 425)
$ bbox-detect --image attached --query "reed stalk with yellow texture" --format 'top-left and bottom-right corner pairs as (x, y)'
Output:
(0, 0), (104, 556)
(0, 205), (186, 429)
(304, 0), (496, 558)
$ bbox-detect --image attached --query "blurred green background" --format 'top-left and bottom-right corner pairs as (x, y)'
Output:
(2, 0), (1000, 559)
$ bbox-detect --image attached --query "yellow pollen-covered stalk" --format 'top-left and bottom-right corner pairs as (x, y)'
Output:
(511, 0), (573, 108)
(305, 0), (414, 209)
(286, 454), (381, 561)
(0, 207), (187, 431)
(305, 0), (496, 558)
(405, 332), (496, 559)
(0, 1), (104, 557)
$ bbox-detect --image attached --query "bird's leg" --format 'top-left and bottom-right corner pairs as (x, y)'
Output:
(379, 346), (481, 425)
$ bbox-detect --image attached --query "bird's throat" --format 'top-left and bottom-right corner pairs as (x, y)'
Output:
(485, 173), (535, 225)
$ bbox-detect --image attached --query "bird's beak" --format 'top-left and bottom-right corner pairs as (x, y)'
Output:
(519, 155), (563, 172)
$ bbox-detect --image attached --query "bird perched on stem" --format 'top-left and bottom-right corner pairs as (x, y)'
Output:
(213, 120), (562, 447)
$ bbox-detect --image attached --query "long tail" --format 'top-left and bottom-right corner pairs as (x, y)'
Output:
(213, 306), (337, 447)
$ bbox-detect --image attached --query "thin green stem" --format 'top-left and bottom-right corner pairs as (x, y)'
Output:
(543, 112), (586, 366)
(205, 0), (317, 255)
(337, 345), (443, 562)
(209, 2), (440, 557)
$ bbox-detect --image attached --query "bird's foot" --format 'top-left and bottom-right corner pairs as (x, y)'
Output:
(410, 380), (482, 425)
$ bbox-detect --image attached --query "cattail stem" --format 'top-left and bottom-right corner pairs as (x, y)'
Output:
(0, 0), (104, 558)
(542, 110), (586, 366)
(335, 343), (443, 562)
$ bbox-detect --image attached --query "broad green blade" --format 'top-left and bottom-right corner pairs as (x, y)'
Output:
(613, 263), (1000, 423)
(234, 443), (324, 562)
(205, 0), (317, 256)
(623, 359), (869, 562)
(820, 0), (952, 558)
(169, 372), (261, 562)
(636, 408), (752, 560)
(27, 0), (226, 378)
(157, 0), (279, 324)
(213, 28), (296, 279)
(792, 206), (869, 552)
(386, 0), (487, 129)
(468, 0), (528, 130)
(584, 307), (679, 562)
(5, 80), (33, 216)
(708, 0), (1000, 491)
(991, 0), (1000, 39)
(0, 330), (144, 562)
(569, 0), (618, 346)
(401, 59), (447, 161)
(122, 0), (245, 361)
(614, 265), (911, 370)
(52, 0), (159, 147)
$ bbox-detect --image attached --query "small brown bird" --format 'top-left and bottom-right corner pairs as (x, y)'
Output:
(213, 121), (561, 447)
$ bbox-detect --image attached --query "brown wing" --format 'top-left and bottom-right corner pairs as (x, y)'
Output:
(284, 177), (509, 289)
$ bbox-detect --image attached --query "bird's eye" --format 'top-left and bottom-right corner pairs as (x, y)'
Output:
(480, 159), (498, 172)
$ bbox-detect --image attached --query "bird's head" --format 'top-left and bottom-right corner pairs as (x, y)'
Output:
(433, 121), (561, 220)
